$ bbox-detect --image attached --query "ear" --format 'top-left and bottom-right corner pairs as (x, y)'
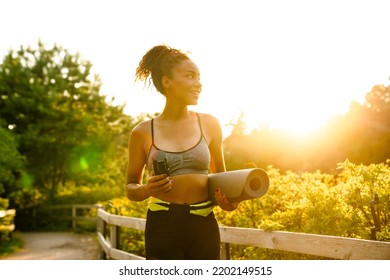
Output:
(162, 75), (171, 90)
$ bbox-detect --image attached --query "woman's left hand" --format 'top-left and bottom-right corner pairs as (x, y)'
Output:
(214, 188), (239, 211)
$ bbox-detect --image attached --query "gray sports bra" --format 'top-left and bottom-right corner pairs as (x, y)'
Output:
(147, 114), (211, 177)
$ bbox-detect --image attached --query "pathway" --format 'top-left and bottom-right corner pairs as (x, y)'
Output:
(1, 231), (100, 260)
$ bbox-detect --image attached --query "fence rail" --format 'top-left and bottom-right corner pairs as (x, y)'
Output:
(96, 208), (390, 260)
(25, 204), (100, 230)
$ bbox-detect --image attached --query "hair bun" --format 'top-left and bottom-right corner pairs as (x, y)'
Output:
(135, 45), (170, 82)
(135, 45), (189, 94)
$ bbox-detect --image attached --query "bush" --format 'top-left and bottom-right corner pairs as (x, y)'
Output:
(97, 161), (390, 259)
(0, 198), (15, 244)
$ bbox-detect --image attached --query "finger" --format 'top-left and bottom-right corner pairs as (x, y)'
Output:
(215, 188), (228, 202)
(214, 189), (235, 210)
(149, 174), (168, 183)
(155, 176), (171, 187)
(163, 181), (172, 193)
(214, 190), (225, 205)
(160, 177), (172, 192)
(150, 177), (172, 194)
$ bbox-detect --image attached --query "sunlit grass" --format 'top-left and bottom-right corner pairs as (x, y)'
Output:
(0, 233), (24, 258)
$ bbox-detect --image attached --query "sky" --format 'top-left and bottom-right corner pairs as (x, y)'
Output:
(1, 0), (390, 136)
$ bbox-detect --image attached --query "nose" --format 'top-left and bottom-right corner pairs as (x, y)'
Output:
(195, 77), (202, 90)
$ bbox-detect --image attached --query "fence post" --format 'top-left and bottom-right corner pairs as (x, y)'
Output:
(96, 206), (107, 260)
(220, 242), (230, 260)
(110, 224), (120, 252)
(32, 208), (36, 229)
(72, 206), (76, 230)
(370, 193), (381, 240)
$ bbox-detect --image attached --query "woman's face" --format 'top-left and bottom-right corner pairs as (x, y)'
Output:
(164, 59), (202, 106)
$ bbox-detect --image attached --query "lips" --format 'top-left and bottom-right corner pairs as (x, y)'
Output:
(189, 92), (200, 104)
(191, 93), (200, 100)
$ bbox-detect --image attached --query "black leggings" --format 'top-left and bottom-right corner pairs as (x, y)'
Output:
(145, 207), (220, 260)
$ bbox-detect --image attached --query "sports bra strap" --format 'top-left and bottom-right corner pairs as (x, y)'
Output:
(150, 113), (203, 145)
(195, 113), (204, 137)
(151, 118), (155, 145)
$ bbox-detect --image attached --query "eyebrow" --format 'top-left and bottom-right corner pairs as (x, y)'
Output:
(185, 70), (200, 75)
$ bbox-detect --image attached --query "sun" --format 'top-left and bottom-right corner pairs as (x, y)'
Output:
(263, 113), (331, 135)
(227, 96), (351, 136)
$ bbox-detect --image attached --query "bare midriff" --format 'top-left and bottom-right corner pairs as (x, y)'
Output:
(153, 174), (209, 204)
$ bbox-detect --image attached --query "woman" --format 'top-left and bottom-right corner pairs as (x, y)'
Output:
(126, 45), (238, 260)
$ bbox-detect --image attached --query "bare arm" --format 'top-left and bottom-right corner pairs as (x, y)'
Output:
(125, 122), (172, 201)
(208, 118), (226, 174)
(125, 125), (149, 201)
(203, 114), (238, 211)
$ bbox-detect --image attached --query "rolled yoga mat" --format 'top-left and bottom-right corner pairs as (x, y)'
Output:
(208, 168), (270, 204)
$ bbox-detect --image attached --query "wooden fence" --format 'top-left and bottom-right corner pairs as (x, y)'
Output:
(96, 208), (390, 260)
(28, 204), (101, 230)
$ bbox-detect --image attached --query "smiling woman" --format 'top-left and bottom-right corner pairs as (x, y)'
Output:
(125, 44), (240, 260)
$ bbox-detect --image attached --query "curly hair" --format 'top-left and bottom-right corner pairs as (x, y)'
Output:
(135, 45), (190, 94)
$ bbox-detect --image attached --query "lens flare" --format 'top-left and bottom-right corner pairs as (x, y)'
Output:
(79, 157), (89, 170)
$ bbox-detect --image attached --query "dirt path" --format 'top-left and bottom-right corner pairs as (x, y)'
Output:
(1, 231), (100, 260)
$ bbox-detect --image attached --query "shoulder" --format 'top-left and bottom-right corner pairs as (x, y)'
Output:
(197, 112), (221, 128)
(196, 112), (223, 142)
(130, 119), (152, 139)
(128, 119), (153, 155)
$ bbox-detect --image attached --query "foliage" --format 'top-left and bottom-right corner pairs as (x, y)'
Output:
(102, 197), (148, 256)
(0, 121), (25, 197)
(0, 198), (15, 244)
(106, 161), (389, 259)
(0, 41), (133, 208)
(0, 235), (23, 258)
(1, 40), (389, 259)
(0, 198), (9, 210)
(224, 81), (390, 173)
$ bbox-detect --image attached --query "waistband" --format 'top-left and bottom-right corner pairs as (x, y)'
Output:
(148, 198), (214, 217)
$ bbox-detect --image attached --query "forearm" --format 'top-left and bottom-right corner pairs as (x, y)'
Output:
(126, 183), (150, 201)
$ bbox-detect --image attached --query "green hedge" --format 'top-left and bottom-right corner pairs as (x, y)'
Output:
(105, 160), (390, 259)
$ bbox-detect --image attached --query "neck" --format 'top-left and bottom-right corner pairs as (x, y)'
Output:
(159, 99), (191, 121)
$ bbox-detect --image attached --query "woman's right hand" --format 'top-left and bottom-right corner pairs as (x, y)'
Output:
(145, 174), (172, 197)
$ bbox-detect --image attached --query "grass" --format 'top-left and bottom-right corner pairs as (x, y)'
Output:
(0, 232), (24, 258)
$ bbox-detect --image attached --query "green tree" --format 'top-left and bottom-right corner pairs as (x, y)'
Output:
(332, 83), (390, 165)
(358, 83), (390, 162)
(0, 119), (24, 197)
(0, 41), (130, 206)
(223, 80), (390, 172)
